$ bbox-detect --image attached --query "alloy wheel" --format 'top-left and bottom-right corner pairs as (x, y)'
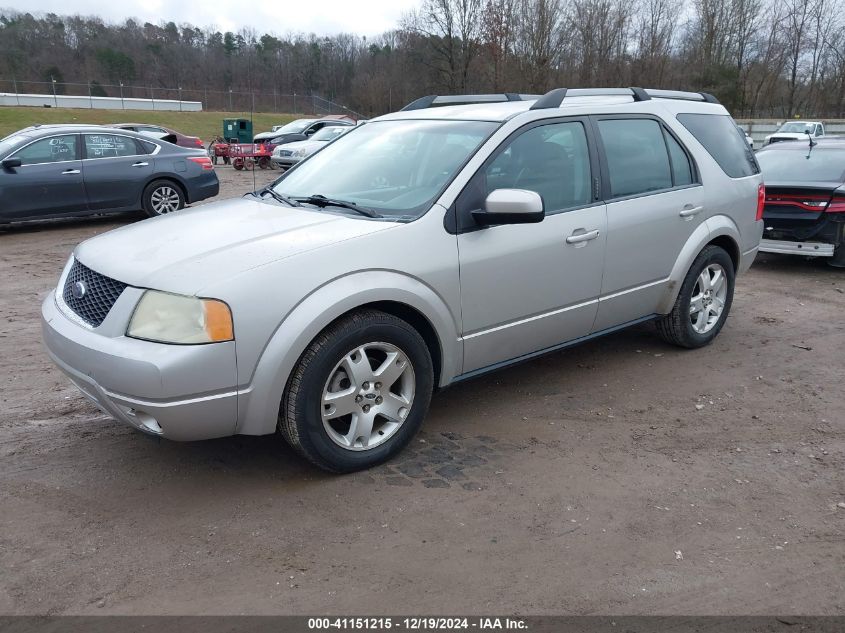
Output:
(150, 186), (181, 214)
(689, 263), (728, 334)
(321, 342), (415, 451)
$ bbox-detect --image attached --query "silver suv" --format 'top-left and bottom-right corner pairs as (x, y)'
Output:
(42, 87), (764, 472)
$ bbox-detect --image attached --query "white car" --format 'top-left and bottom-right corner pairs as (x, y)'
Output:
(271, 125), (351, 167)
(765, 121), (824, 145)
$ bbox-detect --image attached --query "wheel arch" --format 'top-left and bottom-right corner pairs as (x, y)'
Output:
(657, 216), (741, 314)
(235, 270), (461, 436)
(143, 175), (189, 204)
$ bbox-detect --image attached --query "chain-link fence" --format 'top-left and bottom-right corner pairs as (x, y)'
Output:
(0, 78), (366, 118)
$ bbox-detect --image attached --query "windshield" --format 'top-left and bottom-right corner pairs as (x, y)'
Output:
(272, 119), (497, 218)
(0, 134), (28, 157)
(275, 119), (317, 134)
(778, 122), (814, 133)
(311, 126), (348, 142)
(758, 148), (845, 182)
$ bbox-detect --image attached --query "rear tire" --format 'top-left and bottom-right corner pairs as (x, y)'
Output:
(828, 243), (845, 268)
(142, 180), (185, 217)
(279, 309), (433, 473)
(656, 245), (735, 348)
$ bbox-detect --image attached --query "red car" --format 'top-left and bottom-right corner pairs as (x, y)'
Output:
(109, 123), (204, 150)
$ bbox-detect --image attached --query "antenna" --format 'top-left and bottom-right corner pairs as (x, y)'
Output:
(248, 51), (256, 194)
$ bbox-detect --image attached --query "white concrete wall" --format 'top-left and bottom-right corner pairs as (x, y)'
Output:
(0, 93), (202, 112)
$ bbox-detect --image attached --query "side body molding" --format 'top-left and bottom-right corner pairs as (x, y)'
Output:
(235, 270), (461, 436)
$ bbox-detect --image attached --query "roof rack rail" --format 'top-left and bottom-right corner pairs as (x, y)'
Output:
(530, 87), (721, 110)
(400, 93), (539, 111)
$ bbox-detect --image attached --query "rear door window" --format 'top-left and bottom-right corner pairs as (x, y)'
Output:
(84, 134), (141, 159)
(677, 113), (759, 178)
(597, 119), (672, 197)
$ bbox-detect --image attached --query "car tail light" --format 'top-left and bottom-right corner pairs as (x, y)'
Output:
(188, 156), (213, 170)
(756, 183), (765, 221)
(194, 138), (203, 147)
(765, 192), (834, 211)
(827, 196), (845, 213)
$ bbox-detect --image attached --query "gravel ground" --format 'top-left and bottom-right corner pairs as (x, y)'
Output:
(0, 166), (843, 615)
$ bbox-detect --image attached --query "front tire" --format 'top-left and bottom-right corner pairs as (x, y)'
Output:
(142, 180), (185, 217)
(656, 245), (735, 348)
(279, 309), (434, 473)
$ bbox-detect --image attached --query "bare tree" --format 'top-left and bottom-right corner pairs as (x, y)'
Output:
(403, 0), (483, 91)
(512, 0), (565, 91)
(632, 0), (681, 85)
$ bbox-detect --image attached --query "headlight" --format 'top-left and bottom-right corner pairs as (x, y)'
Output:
(293, 148), (309, 157)
(127, 290), (233, 344)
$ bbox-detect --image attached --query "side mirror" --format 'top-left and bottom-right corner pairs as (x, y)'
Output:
(472, 189), (545, 225)
(2, 158), (22, 170)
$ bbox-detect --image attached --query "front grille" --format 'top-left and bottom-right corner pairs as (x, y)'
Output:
(62, 260), (127, 327)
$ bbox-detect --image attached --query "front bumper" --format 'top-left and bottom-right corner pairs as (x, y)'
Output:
(271, 156), (301, 167)
(41, 291), (239, 441)
(759, 238), (834, 257)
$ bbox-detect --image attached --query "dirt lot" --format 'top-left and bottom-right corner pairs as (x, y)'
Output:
(1, 166), (843, 615)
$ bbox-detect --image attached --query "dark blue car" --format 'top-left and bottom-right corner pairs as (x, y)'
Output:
(0, 124), (219, 223)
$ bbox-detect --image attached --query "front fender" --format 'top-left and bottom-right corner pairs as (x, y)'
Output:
(235, 270), (461, 436)
(656, 215), (741, 314)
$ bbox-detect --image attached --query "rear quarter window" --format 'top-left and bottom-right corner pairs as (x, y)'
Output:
(677, 113), (759, 178)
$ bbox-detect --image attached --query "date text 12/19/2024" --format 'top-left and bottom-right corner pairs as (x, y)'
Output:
(308, 618), (528, 630)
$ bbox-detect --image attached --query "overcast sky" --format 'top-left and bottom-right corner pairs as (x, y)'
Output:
(4, 0), (420, 36)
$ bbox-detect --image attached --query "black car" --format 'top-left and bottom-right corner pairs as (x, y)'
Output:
(756, 137), (845, 267)
(0, 125), (219, 223)
(252, 118), (355, 145)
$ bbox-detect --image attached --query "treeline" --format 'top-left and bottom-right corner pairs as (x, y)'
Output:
(1, 0), (844, 118)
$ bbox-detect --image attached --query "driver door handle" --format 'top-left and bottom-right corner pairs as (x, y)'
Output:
(61, 169), (80, 175)
(679, 205), (704, 218)
(566, 229), (600, 244)
(131, 162), (149, 167)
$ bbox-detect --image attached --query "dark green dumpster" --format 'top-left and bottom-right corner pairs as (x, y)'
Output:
(223, 118), (252, 143)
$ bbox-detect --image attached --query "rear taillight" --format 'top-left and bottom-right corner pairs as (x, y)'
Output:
(827, 197), (845, 213)
(188, 156), (213, 170)
(756, 183), (765, 221)
(194, 138), (203, 147)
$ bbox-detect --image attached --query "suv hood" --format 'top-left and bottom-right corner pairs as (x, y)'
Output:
(74, 197), (398, 295)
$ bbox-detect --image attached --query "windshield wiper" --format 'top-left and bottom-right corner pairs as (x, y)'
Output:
(253, 187), (301, 207)
(294, 194), (381, 218)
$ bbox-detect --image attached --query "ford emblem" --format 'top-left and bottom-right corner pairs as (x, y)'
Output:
(71, 281), (87, 300)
